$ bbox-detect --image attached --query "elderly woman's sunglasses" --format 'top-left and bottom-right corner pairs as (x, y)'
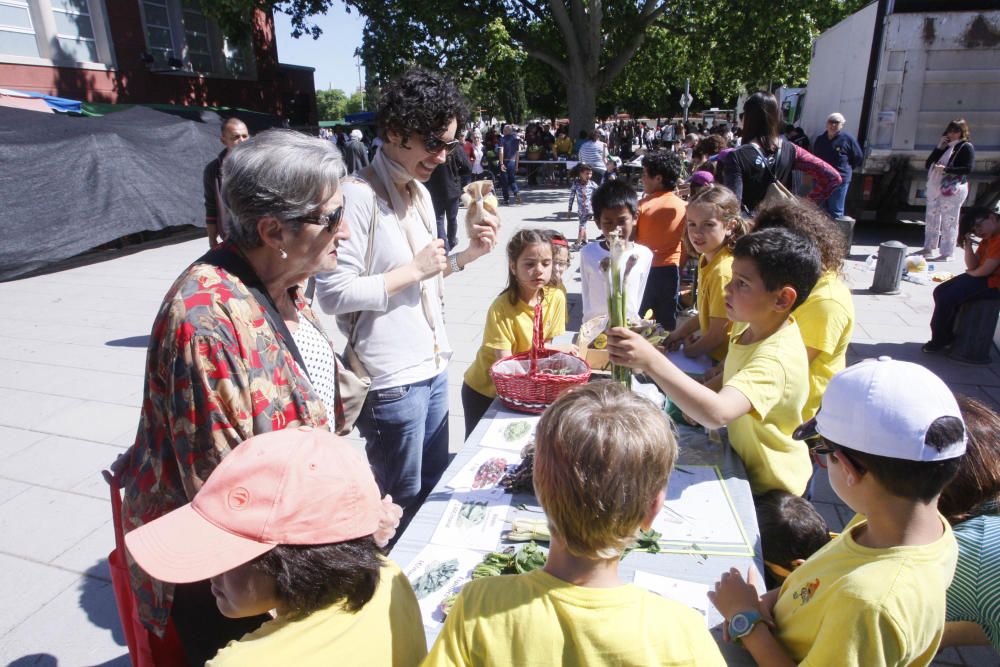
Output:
(296, 205), (344, 233)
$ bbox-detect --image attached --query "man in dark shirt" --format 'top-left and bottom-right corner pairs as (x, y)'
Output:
(203, 118), (249, 248)
(425, 146), (471, 250)
(812, 112), (863, 219)
(498, 124), (522, 205)
(343, 129), (370, 174)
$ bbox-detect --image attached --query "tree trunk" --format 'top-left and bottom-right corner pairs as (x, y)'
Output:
(566, 68), (597, 140)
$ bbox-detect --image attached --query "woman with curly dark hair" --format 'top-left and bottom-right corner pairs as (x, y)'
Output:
(316, 68), (498, 532)
(754, 198), (854, 420)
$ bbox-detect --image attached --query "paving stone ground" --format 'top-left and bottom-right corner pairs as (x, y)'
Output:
(0, 185), (996, 665)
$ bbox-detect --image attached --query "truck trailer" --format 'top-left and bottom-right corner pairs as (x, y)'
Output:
(801, 0), (999, 222)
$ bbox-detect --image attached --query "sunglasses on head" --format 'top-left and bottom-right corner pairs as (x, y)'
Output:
(296, 205), (344, 233)
(422, 134), (461, 154)
(808, 438), (864, 471)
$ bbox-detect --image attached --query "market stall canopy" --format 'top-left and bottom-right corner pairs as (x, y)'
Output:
(0, 105), (224, 280)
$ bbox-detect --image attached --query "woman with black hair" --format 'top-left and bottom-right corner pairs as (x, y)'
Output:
(721, 92), (841, 215)
(921, 119), (976, 261)
(316, 68), (498, 532)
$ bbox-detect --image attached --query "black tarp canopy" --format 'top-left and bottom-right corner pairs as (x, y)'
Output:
(0, 106), (234, 280)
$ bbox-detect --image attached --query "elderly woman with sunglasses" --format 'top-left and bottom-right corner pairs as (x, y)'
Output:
(316, 68), (499, 531)
(112, 130), (402, 665)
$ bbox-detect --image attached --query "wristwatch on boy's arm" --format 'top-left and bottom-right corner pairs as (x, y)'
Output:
(729, 610), (764, 643)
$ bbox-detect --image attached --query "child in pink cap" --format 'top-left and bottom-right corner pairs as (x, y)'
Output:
(125, 427), (427, 666)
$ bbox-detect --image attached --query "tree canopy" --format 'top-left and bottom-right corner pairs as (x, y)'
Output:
(204, 0), (867, 132)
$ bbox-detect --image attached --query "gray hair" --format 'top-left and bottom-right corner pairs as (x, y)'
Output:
(222, 129), (346, 249)
(350, 128), (363, 140)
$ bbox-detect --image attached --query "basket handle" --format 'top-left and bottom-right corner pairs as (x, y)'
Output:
(529, 299), (544, 373)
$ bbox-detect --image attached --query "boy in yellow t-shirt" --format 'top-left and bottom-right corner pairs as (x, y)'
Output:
(709, 359), (965, 667)
(424, 383), (725, 667)
(755, 200), (855, 420)
(609, 227), (821, 495)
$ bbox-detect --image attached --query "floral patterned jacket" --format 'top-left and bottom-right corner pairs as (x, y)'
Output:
(112, 244), (339, 634)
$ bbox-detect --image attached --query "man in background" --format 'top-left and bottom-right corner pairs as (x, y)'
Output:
(812, 112), (863, 219)
(343, 129), (370, 174)
(203, 117), (249, 248)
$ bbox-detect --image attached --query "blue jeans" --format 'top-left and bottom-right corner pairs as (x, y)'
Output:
(500, 159), (519, 202)
(823, 176), (850, 219)
(357, 370), (450, 527)
(929, 273), (1000, 346)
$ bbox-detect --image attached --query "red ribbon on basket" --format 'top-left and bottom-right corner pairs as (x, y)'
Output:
(529, 299), (544, 374)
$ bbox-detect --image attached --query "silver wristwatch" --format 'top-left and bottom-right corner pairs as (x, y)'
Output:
(449, 253), (463, 273)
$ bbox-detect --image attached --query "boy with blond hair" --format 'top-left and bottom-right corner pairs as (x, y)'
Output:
(423, 382), (724, 666)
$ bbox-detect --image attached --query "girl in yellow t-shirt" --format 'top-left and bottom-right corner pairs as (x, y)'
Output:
(665, 185), (750, 362)
(754, 200), (855, 420)
(462, 229), (567, 437)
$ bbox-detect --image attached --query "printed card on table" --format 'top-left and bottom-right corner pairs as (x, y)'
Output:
(429, 487), (512, 552)
(403, 544), (485, 631)
(446, 447), (523, 491)
(666, 349), (713, 376)
(478, 412), (540, 452)
(652, 465), (753, 556)
(633, 570), (725, 629)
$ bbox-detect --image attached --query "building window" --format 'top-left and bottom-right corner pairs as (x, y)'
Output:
(50, 0), (97, 62)
(138, 0), (255, 79)
(0, 0), (113, 67)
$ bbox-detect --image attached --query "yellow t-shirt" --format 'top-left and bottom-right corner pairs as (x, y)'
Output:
(794, 271), (855, 420)
(722, 319), (812, 496)
(774, 515), (958, 667)
(207, 560), (427, 667)
(463, 287), (567, 397)
(423, 569), (725, 666)
(697, 248), (734, 361)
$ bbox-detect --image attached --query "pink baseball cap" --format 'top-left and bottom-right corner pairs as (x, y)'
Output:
(125, 427), (383, 583)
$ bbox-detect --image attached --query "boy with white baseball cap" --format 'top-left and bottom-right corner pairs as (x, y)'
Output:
(709, 357), (966, 666)
(125, 427), (427, 666)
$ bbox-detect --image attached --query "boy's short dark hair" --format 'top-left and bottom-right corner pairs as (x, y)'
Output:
(376, 67), (468, 147)
(733, 228), (821, 310)
(829, 414), (965, 502)
(642, 150), (683, 191)
(756, 490), (830, 583)
(591, 179), (638, 220)
(252, 535), (383, 618)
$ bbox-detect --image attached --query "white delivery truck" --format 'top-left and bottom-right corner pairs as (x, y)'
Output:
(801, 0), (999, 222)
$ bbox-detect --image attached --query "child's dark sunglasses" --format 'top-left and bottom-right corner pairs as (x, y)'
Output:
(296, 205), (344, 233)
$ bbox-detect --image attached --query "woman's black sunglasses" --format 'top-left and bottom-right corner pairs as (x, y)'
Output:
(423, 135), (461, 154)
(297, 205), (344, 233)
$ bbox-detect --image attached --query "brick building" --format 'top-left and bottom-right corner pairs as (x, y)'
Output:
(0, 1), (316, 124)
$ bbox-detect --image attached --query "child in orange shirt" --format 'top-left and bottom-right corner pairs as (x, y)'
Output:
(636, 150), (687, 329)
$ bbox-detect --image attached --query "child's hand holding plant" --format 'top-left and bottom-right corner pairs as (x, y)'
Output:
(606, 327), (664, 374)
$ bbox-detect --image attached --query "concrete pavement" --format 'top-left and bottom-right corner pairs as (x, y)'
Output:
(0, 185), (997, 665)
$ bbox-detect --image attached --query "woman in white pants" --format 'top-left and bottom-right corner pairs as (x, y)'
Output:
(922, 120), (976, 261)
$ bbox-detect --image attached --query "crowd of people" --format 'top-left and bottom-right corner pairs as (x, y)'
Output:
(107, 67), (1000, 667)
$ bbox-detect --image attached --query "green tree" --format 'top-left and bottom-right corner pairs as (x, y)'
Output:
(202, 0), (867, 133)
(315, 88), (348, 120)
(345, 90), (366, 114)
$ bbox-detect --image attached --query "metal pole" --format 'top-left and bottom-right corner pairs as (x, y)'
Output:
(683, 78), (690, 124)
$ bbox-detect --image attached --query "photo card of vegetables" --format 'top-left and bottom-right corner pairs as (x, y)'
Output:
(478, 412), (540, 452)
(445, 447), (523, 492)
(402, 544), (485, 631)
(429, 487), (513, 552)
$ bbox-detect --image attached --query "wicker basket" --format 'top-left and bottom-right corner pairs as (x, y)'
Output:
(489, 301), (591, 414)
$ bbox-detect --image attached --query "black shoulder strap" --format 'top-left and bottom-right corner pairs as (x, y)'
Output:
(199, 245), (310, 380)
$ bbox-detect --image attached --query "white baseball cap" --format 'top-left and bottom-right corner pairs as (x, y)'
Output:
(794, 357), (966, 461)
